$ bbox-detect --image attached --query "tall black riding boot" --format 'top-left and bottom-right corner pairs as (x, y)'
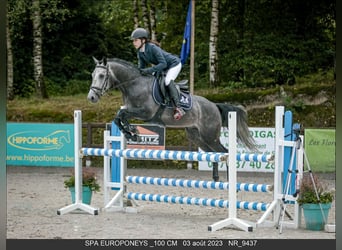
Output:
(167, 80), (185, 120)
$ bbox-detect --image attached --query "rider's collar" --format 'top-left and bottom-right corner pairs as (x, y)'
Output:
(139, 42), (146, 52)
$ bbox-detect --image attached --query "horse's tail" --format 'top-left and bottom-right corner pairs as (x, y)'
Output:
(216, 103), (258, 152)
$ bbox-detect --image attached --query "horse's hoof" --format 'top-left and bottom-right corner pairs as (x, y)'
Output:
(129, 125), (138, 133)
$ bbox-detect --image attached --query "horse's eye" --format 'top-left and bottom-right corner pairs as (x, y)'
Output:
(99, 74), (104, 79)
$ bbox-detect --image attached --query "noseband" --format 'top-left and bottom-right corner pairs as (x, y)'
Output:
(91, 64), (110, 97)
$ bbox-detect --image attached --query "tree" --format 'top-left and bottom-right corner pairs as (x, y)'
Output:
(133, 0), (139, 28)
(149, 0), (157, 41)
(140, 0), (150, 32)
(209, 0), (219, 87)
(6, 7), (14, 100)
(32, 0), (48, 98)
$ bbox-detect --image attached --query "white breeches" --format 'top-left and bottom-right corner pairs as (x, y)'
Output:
(165, 63), (182, 86)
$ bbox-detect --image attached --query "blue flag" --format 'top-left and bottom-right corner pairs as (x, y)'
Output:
(180, 1), (191, 65)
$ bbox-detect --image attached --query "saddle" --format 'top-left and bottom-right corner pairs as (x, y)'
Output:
(152, 74), (192, 111)
(157, 73), (189, 97)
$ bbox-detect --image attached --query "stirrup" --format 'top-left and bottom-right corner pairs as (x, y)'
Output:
(173, 107), (185, 120)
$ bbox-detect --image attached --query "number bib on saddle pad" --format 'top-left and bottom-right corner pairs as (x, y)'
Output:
(152, 79), (193, 110)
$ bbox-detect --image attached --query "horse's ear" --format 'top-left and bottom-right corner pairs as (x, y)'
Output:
(102, 57), (107, 66)
(93, 56), (99, 64)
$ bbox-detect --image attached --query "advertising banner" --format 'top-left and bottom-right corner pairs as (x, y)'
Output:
(304, 129), (335, 172)
(126, 124), (165, 150)
(6, 123), (74, 167)
(199, 127), (275, 172)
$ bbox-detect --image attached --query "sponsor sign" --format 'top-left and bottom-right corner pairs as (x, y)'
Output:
(126, 124), (165, 150)
(199, 127), (275, 172)
(6, 123), (74, 167)
(304, 129), (335, 172)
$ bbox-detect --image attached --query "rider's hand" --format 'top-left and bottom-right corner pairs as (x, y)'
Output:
(140, 68), (153, 75)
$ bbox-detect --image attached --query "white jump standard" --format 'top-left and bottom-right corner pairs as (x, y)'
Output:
(57, 111), (99, 216)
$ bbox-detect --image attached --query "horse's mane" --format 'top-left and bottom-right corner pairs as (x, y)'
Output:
(107, 57), (140, 74)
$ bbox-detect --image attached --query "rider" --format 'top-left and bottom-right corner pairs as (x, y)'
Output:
(131, 27), (185, 120)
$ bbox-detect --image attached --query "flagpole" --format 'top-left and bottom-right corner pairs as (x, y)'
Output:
(190, 0), (195, 94)
(187, 0), (195, 170)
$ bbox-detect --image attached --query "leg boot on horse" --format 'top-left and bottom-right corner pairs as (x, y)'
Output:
(167, 80), (185, 120)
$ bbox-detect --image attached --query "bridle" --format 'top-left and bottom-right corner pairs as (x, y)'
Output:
(90, 64), (110, 97)
(90, 62), (150, 98)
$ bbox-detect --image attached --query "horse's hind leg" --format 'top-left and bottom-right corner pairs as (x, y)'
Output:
(208, 142), (228, 182)
(212, 163), (219, 182)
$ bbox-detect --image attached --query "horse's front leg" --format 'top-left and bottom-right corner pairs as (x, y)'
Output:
(113, 108), (139, 141)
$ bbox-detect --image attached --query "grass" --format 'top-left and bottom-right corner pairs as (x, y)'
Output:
(7, 93), (122, 123)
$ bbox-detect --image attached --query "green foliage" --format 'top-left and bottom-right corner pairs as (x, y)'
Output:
(64, 168), (100, 192)
(297, 173), (334, 205)
(219, 33), (334, 88)
(216, 0), (335, 88)
(7, 0), (335, 97)
(64, 79), (91, 96)
(27, 110), (69, 122)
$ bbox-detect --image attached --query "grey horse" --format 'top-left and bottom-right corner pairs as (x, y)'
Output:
(87, 57), (257, 181)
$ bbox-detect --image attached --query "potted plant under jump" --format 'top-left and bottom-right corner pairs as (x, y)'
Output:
(64, 167), (100, 205)
(297, 173), (334, 231)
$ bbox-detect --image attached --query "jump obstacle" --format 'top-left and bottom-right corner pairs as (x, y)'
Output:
(57, 106), (304, 233)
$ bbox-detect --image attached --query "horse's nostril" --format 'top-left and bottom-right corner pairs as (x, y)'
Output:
(88, 94), (98, 103)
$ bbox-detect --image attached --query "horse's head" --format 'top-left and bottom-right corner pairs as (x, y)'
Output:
(87, 57), (112, 103)
(88, 57), (143, 103)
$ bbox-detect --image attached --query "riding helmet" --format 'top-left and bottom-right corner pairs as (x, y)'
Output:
(131, 28), (149, 40)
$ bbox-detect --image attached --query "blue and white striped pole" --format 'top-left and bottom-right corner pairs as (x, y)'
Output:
(127, 192), (269, 211)
(82, 148), (228, 162)
(82, 148), (273, 163)
(126, 176), (272, 193)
